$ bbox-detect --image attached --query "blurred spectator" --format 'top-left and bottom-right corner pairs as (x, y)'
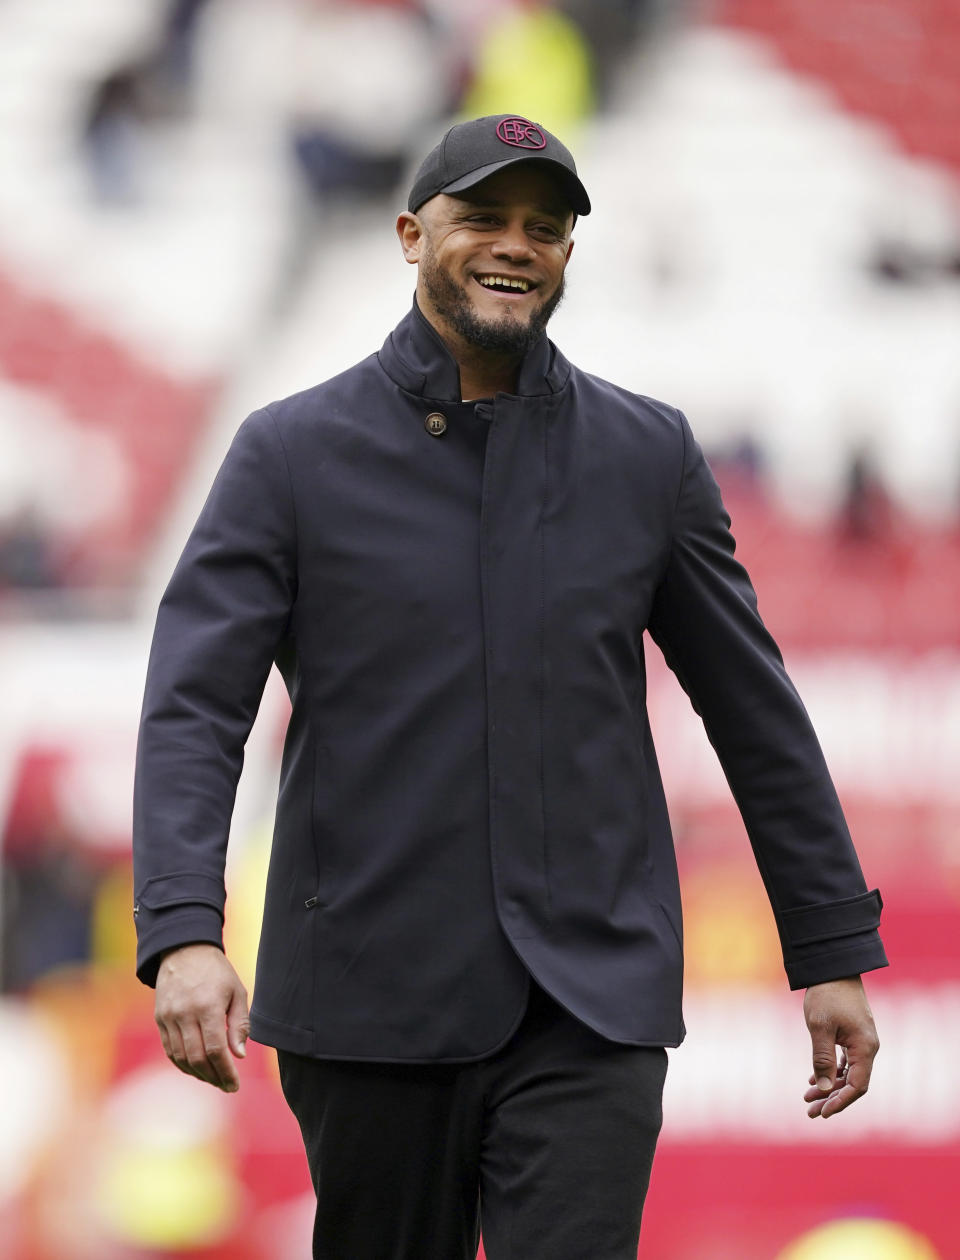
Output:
(868, 235), (960, 286)
(0, 833), (98, 991)
(838, 448), (894, 543)
(0, 508), (60, 590)
(159, 0), (213, 92)
(288, 0), (452, 202)
(461, 3), (595, 134)
(82, 66), (146, 205)
(0, 382), (129, 598)
(276, 0), (454, 307)
(556, 0), (670, 105)
(81, 0), (213, 204)
(0, 750), (96, 990)
(706, 433), (767, 496)
(0, 740), (101, 990)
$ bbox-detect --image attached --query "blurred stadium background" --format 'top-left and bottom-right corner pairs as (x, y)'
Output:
(1, 0), (958, 1256)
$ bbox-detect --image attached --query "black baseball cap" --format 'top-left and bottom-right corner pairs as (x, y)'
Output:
(407, 114), (591, 217)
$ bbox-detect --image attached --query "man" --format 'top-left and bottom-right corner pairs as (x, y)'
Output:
(133, 115), (886, 1259)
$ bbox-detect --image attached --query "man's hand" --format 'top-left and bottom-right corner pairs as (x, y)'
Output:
(802, 975), (878, 1119)
(155, 943), (250, 1092)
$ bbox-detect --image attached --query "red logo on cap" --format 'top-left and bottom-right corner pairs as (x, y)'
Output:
(496, 117), (547, 150)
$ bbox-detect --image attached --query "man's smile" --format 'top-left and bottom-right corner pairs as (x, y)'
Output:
(473, 274), (536, 298)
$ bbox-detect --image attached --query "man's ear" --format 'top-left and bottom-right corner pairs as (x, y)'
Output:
(565, 237), (575, 265)
(396, 212), (424, 264)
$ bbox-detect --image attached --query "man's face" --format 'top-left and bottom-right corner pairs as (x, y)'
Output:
(404, 165), (575, 357)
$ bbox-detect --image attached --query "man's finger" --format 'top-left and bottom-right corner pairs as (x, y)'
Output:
(157, 992), (207, 1081)
(825, 1053), (870, 1114)
(819, 1077), (865, 1118)
(805, 1075), (846, 1116)
(806, 1050), (870, 1117)
(806, 1093), (830, 1118)
(179, 1020), (222, 1088)
(164, 1021), (202, 1081)
(156, 1019), (174, 1064)
(226, 984), (250, 1061)
(200, 1014), (240, 1092)
(809, 1026), (839, 1095)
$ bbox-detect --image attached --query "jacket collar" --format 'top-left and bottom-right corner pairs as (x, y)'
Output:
(378, 297), (570, 402)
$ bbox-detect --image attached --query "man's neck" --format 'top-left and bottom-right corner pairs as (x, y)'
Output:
(433, 326), (522, 401)
(457, 351), (521, 401)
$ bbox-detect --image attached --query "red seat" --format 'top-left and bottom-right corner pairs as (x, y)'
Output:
(715, 0), (960, 176)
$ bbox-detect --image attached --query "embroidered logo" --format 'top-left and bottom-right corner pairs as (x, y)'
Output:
(496, 117), (547, 150)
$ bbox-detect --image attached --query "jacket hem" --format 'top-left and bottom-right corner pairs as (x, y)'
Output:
(250, 981), (540, 1064)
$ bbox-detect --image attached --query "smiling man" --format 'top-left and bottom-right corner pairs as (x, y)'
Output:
(134, 115), (886, 1260)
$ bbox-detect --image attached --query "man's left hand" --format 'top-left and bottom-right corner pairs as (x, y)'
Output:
(802, 975), (879, 1119)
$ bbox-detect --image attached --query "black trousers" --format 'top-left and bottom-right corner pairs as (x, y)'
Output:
(277, 980), (668, 1260)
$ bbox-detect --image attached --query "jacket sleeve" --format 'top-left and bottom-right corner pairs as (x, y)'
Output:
(132, 406), (297, 986)
(647, 410), (887, 989)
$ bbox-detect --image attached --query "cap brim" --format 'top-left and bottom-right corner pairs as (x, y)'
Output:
(441, 157), (591, 216)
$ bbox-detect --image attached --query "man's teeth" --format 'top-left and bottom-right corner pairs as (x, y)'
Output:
(478, 276), (531, 292)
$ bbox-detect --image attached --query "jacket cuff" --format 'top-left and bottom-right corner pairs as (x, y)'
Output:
(784, 934), (889, 990)
(779, 889), (883, 947)
(134, 872), (227, 987)
(778, 888), (889, 990)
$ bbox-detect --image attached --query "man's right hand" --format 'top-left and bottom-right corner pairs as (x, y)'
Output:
(154, 943), (250, 1092)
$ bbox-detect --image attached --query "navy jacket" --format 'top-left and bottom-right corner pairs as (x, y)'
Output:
(133, 301), (886, 1061)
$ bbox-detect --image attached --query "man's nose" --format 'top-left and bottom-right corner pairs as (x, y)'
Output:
(491, 223), (534, 261)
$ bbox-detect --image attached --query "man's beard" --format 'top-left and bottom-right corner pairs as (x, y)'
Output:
(420, 250), (566, 356)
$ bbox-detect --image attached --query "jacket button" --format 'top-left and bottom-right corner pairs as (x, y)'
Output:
(425, 412), (447, 436)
